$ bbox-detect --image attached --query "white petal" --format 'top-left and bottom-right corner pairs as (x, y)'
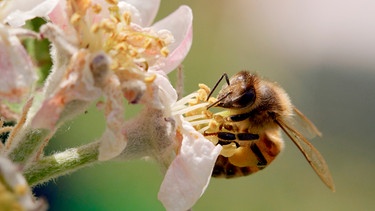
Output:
(98, 74), (127, 161)
(153, 73), (178, 109)
(98, 127), (127, 161)
(158, 117), (222, 211)
(0, 26), (36, 102)
(2, 0), (59, 27)
(152, 5), (193, 73)
(48, 0), (73, 35)
(121, 0), (160, 26)
(31, 50), (101, 129)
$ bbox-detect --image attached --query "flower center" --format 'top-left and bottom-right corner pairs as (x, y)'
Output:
(68, 0), (173, 76)
(172, 84), (219, 136)
(173, 84), (246, 158)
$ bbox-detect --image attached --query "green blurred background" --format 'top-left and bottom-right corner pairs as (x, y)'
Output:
(35, 0), (375, 210)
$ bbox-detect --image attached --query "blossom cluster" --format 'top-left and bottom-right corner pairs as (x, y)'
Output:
(0, 0), (222, 210)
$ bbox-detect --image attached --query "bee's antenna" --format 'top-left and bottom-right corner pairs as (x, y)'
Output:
(207, 91), (231, 109)
(206, 73), (230, 101)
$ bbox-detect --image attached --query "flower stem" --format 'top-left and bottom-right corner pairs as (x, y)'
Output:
(7, 128), (50, 164)
(23, 142), (100, 187)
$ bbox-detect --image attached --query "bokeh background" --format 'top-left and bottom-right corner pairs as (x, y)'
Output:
(34, 0), (375, 210)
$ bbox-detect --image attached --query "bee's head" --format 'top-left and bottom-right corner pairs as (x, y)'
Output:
(215, 71), (257, 109)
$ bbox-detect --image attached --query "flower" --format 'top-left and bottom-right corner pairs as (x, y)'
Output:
(158, 115), (222, 211)
(119, 77), (222, 210)
(3, 0), (222, 209)
(27, 0), (193, 162)
(155, 83), (224, 211)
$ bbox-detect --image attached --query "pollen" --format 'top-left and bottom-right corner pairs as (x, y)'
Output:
(100, 20), (116, 32)
(220, 143), (237, 157)
(91, 4), (102, 13)
(72, 0), (91, 15)
(106, 0), (118, 5)
(199, 83), (211, 94)
(91, 23), (100, 33)
(144, 74), (156, 83)
(108, 5), (119, 13)
(160, 47), (169, 57)
(143, 39), (152, 49)
(114, 43), (128, 52)
(70, 13), (81, 25)
(123, 12), (132, 25)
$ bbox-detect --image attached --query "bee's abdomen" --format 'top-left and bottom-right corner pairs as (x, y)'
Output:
(212, 130), (282, 178)
(212, 155), (258, 178)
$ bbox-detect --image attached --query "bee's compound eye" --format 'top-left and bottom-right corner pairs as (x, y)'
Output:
(233, 88), (256, 108)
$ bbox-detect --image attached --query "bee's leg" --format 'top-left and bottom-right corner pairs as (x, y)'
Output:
(237, 133), (259, 140)
(250, 142), (268, 168)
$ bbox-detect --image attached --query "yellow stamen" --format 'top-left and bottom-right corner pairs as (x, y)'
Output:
(160, 47), (169, 57)
(71, 0), (91, 15)
(91, 23), (100, 33)
(123, 12), (132, 25)
(108, 5), (119, 13)
(143, 38), (152, 49)
(220, 143), (237, 157)
(100, 20), (116, 32)
(129, 48), (138, 57)
(105, 0), (118, 5)
(115, 43), (128, 52)
(110, 15), (120, 24)
(91, 3), (102, 13)
(144, 74), (156, 83)
(70, 13), (81, 25)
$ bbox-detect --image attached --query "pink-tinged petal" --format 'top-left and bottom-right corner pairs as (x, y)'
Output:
(2, 0), (59, 27)
(158, 117), (222, 211)
(151, 5), (193, 73)
(48, 0), (72, 34)
(121, 0), (160, 26)
(98, 74), (127, 161)
(29, 94), (64, 130)
(0, 26), (36, 103)
(32, 50), (101, 130)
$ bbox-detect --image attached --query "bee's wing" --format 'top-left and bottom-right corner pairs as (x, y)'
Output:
(283, 107), (322, 139)
(275, 112), (335, 192)
(293, 107), (322, 137)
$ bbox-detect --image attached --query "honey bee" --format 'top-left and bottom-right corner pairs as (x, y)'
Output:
(204, 71), (335, 191)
